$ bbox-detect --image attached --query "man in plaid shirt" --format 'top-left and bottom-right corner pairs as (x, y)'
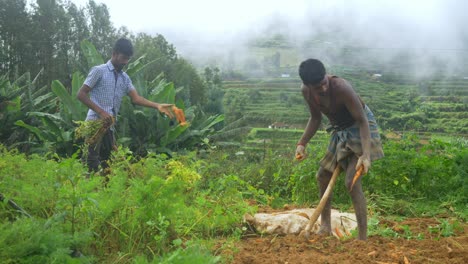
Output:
(77, 38), (174, 173)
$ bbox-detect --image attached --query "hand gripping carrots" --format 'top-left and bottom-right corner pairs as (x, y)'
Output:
(295, 144), (305, 161)
(75, 116), (115, 145)
(172, 106), (188, 126)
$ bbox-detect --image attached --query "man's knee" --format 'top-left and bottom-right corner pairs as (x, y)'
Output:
(345, 178), (354, 192)
(316, 167), (332, 183)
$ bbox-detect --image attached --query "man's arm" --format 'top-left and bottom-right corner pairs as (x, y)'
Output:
(76, 84), (113, 123)
(340, 80), (371, 173)
(298, 85), (322, 146)
(127, 89), (174, 118)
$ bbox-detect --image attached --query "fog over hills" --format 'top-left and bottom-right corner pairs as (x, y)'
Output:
(156, 1), (468, 78)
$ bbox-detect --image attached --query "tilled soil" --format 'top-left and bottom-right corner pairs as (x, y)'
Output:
(229, 217), (467, 264)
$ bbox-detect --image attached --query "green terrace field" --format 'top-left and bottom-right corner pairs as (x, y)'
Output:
(223, 78), (308, 127)
(244, 128), (327, 150)
(222, 73), (468, 137)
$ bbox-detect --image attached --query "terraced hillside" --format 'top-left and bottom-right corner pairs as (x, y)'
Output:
(223, 78), (307, 128)
(223, 74), (468, 134)
(418, 79), (468, 133)
(221, 72), (467, 152)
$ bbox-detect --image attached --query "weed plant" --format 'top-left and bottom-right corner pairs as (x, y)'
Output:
(0, 145), (255, 262)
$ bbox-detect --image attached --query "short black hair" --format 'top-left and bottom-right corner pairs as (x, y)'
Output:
(298, 59), (326, 85)
(113, 38), (133, 57)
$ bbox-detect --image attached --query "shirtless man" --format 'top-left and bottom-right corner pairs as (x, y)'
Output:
(295, 59), (384, 240)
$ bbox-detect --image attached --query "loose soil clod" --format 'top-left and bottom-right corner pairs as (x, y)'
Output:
(229, 217), (468, 264)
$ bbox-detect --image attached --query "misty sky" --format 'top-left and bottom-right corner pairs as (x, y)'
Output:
(65, 0), (466, 49)
(69, 0), (308, 33)
(56, 0), (468, 73)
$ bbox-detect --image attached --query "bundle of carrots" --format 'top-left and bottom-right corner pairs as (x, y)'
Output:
(172, 106), (188, 126)
(74, 117), (115, 145)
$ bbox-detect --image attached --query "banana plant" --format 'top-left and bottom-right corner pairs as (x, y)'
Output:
(51, 72), (88, 125)
(0, 75), (22, 145)
(1, 71), (60, 152)
(14, 115), (73, 155)
(11, 72), (87, 156)
(172, 111), (224, 148)
(117, 74), (224, 155)
(11, 40), (107, 155)
(80, 39), (104, 68)
(117, 77), (190, 155)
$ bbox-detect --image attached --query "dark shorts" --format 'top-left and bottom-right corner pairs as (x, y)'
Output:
(320, 105), (384, 172)
(86, 129), (115, 172)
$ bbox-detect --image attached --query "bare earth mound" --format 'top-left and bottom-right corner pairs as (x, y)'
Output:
(230, 217), (467, 264)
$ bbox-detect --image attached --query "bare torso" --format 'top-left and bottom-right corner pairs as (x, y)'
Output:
(303, 75), (364, 129)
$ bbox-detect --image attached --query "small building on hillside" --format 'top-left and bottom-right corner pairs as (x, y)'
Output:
(269, 122), (289, 129)
(371, 73), (382, 79)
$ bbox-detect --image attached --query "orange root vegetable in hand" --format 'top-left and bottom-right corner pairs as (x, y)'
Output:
(335, 227), (344, 238)
(295, 153), (303, 160)
(172, 106), (188, 126)
(350, 165), (364, 191)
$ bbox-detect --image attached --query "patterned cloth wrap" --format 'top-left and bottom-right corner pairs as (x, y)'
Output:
(320, 105), (384, 172)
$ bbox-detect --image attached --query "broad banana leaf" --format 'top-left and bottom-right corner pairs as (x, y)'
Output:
(125, 55), (161, 78)
(39, 116), (63, 141)
(51, 80), (82, 122)
(6, 97), (21, 112)
(27, 112), (65, 125)
(15, 120), (47, 141)
(80, 39), (104, 68)
(71, 72), (84, 100)
(153, 82), (176, 104)
(33, 93), (57, 112)
(161, 125), (190, 147)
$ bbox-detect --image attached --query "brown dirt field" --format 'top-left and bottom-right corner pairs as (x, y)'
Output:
(228, 217), (467, 264)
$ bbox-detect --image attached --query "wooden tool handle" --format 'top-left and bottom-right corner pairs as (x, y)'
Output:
(304, 166), (342, 234)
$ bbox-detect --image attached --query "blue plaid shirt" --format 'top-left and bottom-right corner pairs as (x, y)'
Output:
(84, 60), (135, 120)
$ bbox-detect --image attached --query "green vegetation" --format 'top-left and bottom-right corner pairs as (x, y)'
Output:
(0, 146), (255, 262)
(1, 132), (466, 262)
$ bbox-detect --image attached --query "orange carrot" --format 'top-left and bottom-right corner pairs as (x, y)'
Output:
(335, 227), (344, 238)
(350, 165), (364, 191)
(344, 228), (351, 237)
(172, 106), (187, 126)
(295, 153), (303, 160)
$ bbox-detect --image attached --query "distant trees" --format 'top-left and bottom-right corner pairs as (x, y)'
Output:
(203, 67), (224, 114)
(0, 0), (35, 80)
(0, 0), (216, 111)
(86, 0), (116, 57)
(0, 0), (116, 88)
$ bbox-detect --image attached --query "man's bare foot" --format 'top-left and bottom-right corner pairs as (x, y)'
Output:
(315, 227), (332, 236)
